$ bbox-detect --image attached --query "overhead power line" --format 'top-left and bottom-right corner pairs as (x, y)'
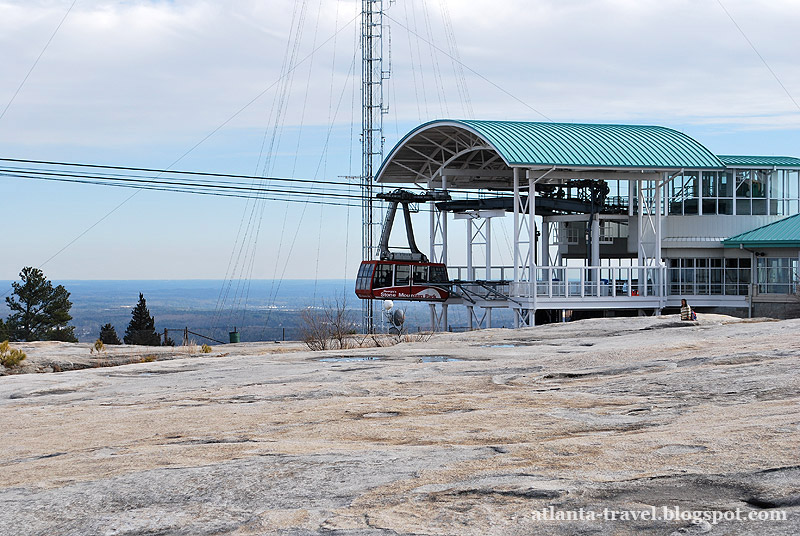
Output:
(715, 0), (800, 113)
(0, 0), (78, 123)
(385, 13), (553, 122)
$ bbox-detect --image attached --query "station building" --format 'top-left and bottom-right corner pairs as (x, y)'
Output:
(375, 120), (800, 327)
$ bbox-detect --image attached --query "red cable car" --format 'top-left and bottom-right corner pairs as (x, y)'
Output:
(355, 189), (452, 302)
(355, 260), (450, 301)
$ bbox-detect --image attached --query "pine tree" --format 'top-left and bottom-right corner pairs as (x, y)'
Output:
(5, 267), (77, 342)
(0, 318), (9, 342)
(124, 293), (161, 346)
(99, 323), (122, 345)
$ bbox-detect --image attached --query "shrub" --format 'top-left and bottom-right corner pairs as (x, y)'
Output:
(0, 340), (27, 368)
(90, 339), (105, 354)
(201, 344), (212, 353)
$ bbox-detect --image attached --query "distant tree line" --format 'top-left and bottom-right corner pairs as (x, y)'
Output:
(2, 267), (166, 346)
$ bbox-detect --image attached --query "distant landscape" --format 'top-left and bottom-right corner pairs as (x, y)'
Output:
(0, 279), (512, 343)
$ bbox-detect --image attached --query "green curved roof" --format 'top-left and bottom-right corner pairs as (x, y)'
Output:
(377, 120), (725, 179)
(458, 120), (723, 169)
(718, 155), (800, 168)
(723, 214), (800, 248)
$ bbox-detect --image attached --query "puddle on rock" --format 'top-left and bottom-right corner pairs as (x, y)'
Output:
(418, 356), (462, 362)
(484, 344), (518, 348)
(319, 356), (382, 363)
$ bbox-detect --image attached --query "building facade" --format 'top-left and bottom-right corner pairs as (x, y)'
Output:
(374, 120), (800, 328)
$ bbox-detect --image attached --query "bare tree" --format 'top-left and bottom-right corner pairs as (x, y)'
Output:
(300, 295), (357, 351)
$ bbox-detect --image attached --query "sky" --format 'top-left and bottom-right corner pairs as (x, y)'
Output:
(1, 0), (800, 283)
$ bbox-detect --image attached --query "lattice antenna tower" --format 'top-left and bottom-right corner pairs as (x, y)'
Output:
(361, 0), (392, 333)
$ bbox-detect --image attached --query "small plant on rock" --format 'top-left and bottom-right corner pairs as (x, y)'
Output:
(90, 339), (105, 354)
(0, 340), (27, 368)
(201, 344), (212, 353)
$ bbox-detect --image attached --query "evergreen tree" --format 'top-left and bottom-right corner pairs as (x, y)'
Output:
(99, 323), (122, 345)
(5, 267), (77, 342)
(124, 293), (161, 346)
(0, 318), (9, 341)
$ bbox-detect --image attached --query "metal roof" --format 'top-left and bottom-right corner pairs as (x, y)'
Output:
(457, 120), (724, 169)
(718, 155), (800, 168)
(723, 214), (800, 248)
(375, 120), (725, 185)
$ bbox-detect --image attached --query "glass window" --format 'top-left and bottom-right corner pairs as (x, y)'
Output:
(757, 257), (798, 294)
(430, 265), (449, 283)
(752, 171), (767, 198)
(736, 171), (752, 198)
(788, 171), (799, 199)
(752, 199), (767, 215)
(717, 198), (733, 215)
(374, 264), (393, 288)
(718, 172), (733, 197)
(394, 264), (411, 285)
(412, 265), (428, 284)
(702, 172), (716, 197)
(769, 170), (785, 199)
(356, 263), (376, 291)
(736, 198), (752, 215)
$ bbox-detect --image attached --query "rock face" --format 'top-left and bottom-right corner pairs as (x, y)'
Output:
(1, 315), (799, 535)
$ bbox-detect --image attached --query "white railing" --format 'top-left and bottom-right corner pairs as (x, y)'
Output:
(450, 265), (668, 299)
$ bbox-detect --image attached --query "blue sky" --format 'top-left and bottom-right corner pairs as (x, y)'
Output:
(1, 0), (799, 281)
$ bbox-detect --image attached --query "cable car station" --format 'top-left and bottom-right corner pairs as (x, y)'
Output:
(359, 119), (800, 330)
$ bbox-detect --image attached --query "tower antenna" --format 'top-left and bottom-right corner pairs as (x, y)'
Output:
(361, 0), (391, 333)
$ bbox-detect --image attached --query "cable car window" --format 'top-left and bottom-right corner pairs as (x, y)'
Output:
(374, 264), (393, 288)
(395, 264), (411, 285)
(430, 265), (449, 283)
(355, 263), (375, 291)
(412, 265), (428, 284)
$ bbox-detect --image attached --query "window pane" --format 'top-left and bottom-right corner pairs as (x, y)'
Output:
(702, 172), (716, 197)
(736, 199), (752, 215)
(769, 171), (785, 198)
(395, 265), (411, 285)
(374, 265), (393, 288)
(788, 171), (799, 199)
(752, 171), (767, 198)
(718, 172), (733, 197)
(430, 266), (449, 283)
(736, 171), (751, 198)
(702, 199), (717, 214)
(412, 265), (428, 284)
(718, 198), (733, 215)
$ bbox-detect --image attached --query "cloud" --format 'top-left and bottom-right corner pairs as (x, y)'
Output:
(1, 0), (799, 279)
(2, 0), (800, 150)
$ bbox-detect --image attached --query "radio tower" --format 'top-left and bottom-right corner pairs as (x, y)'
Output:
(361, 0), (391, 333)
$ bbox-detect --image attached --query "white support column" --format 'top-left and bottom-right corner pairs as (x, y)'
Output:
(628, 179), (635, 217)
(656, 179), (663, 298)
(466, 215), (474, 281)
(513, 168), (521, 328)
(541, 217), (550, 267)
(429, 175), (449, 332)
(485, 216), (493, 328)
(698, 172), (704, 216)
(591, 215), (601, 268)
(528, 172), (537, 323)
(513, 168), (521, 285)
(637, 179), (644, 297)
